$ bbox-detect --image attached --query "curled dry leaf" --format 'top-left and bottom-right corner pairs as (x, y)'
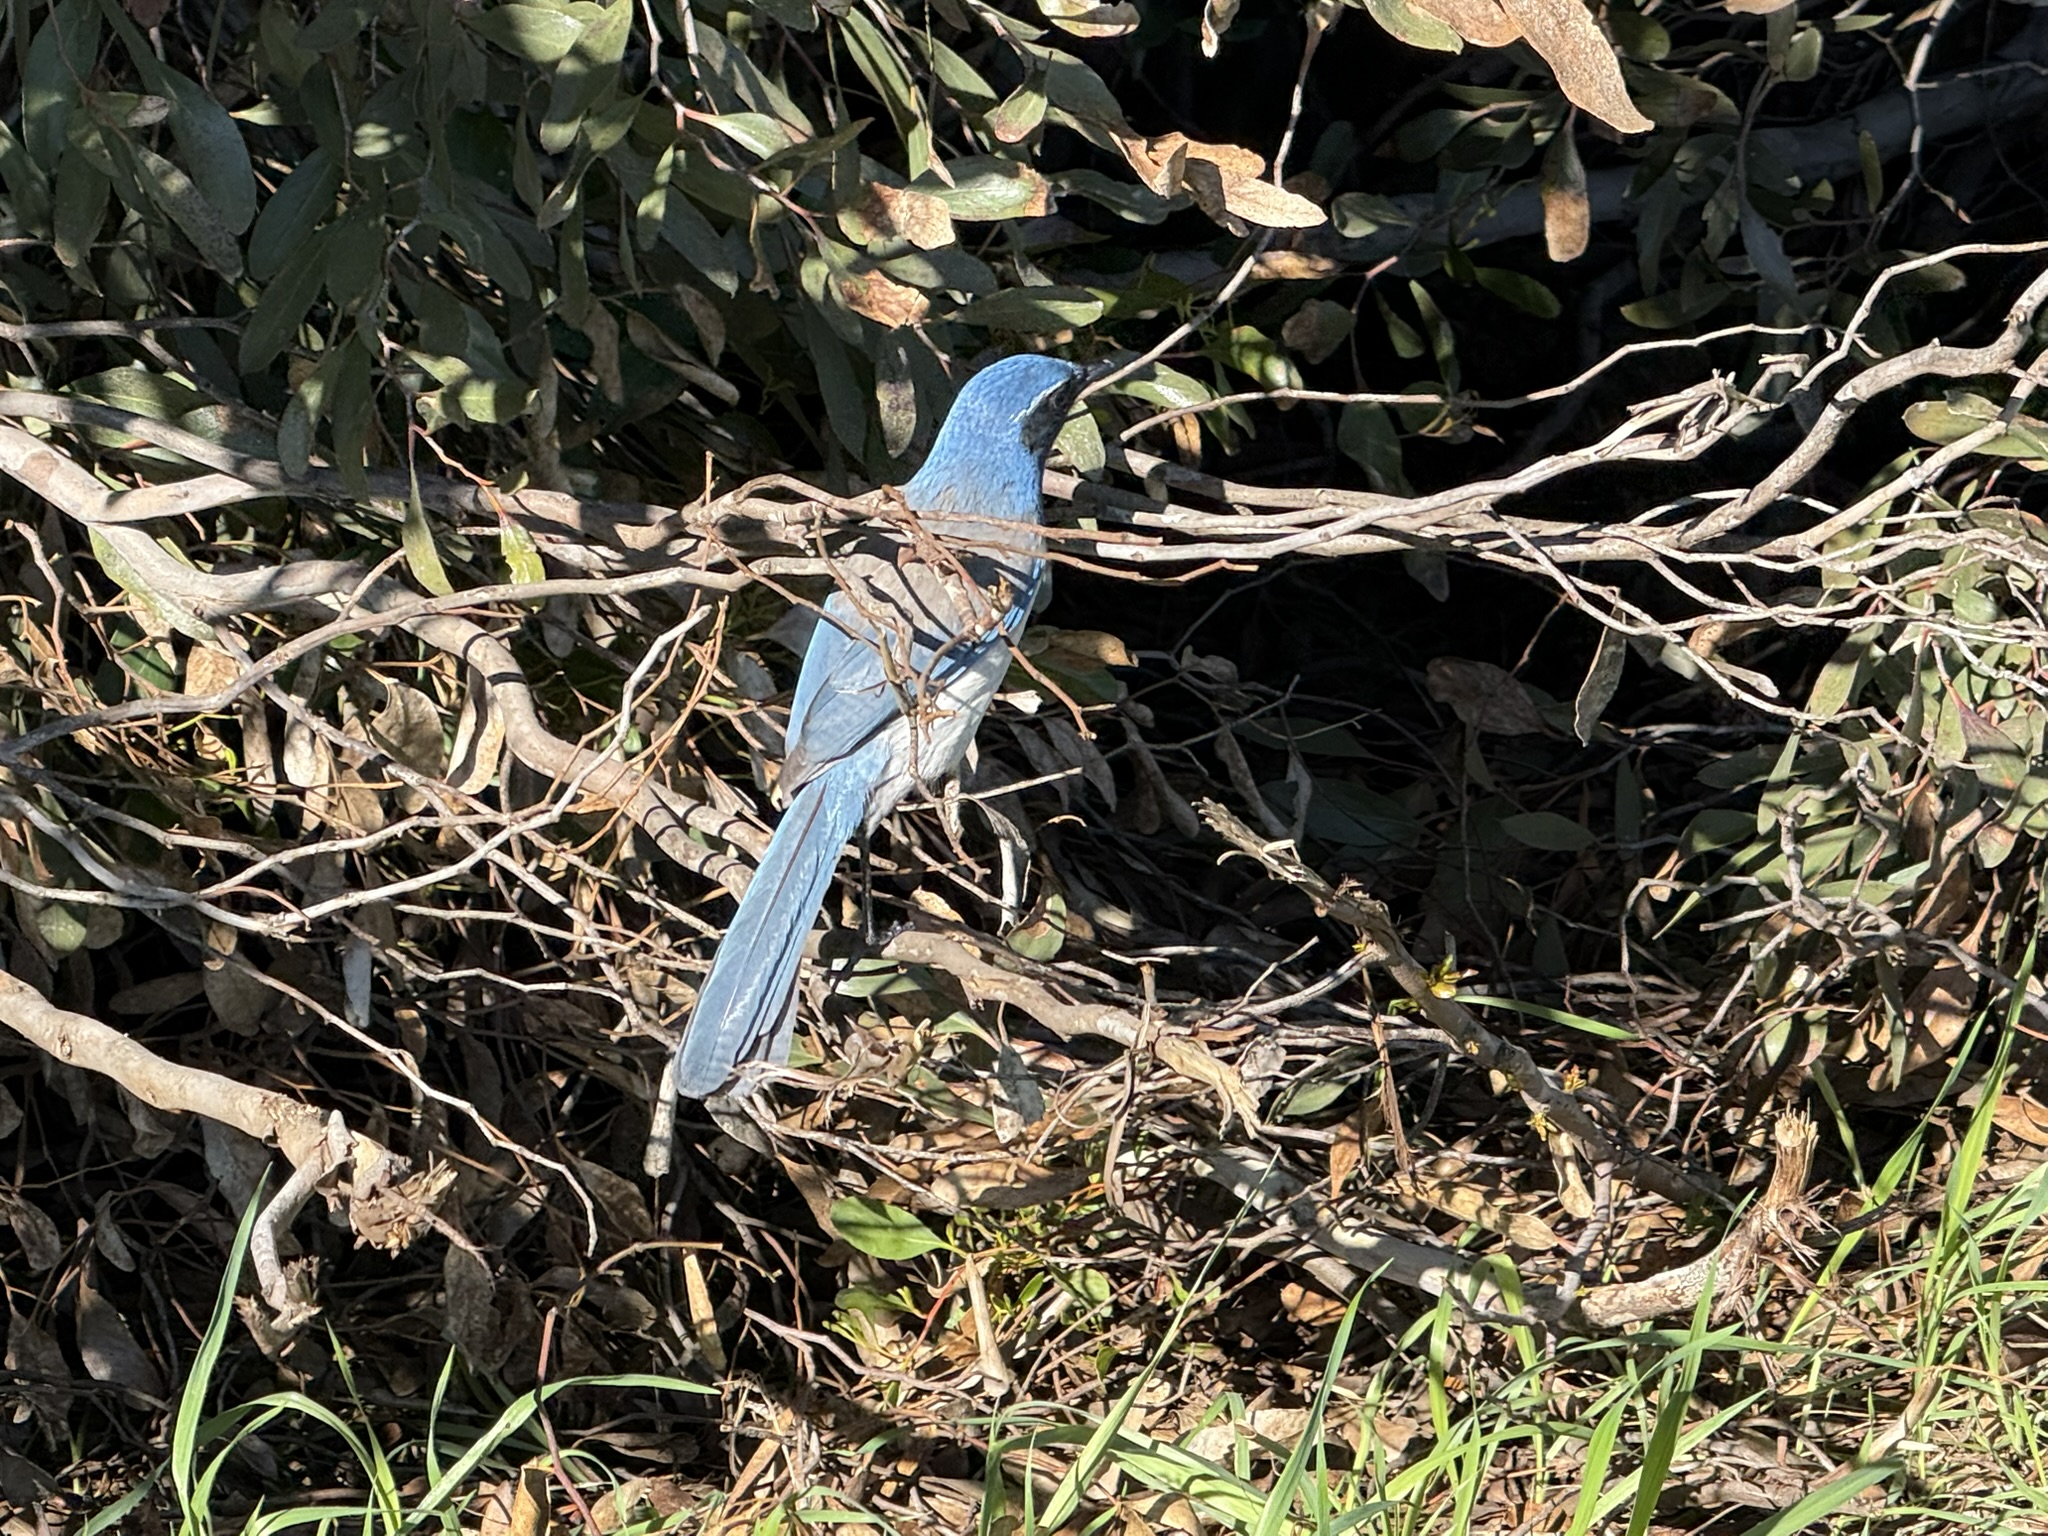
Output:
(448, 671), (507, 794)
(1119, 133), (1326, 230)
(1496, 0), (1653, 133)
(1200, 0), (1241, 54)
(351, 1160), (457, 1254)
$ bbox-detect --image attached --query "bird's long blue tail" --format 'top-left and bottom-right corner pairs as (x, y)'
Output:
(673, 764), (868, 1098)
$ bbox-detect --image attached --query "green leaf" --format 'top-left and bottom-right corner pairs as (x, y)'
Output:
(956, 286), (1104, 331)
(402, 489), (455, 598)
(1730, 1462), (1900, 1536)
(248, 146), (339, 279)
(1276, 1078), (1347, 1117)
(1474, 266), (1562, 319)
(1572, 626), (1626, 744)
(1213, 324), (1300, 390)
(239, 252), (327, 372)
(1112, 363), (1210, 414)
(1620, 284), (1731, 329)
(1804, 637), (1867, 716)
(539, 0), (631, 153)
(1296, 779), (1423, 852)
(466, 1), (586, 63)
(804, 308), (867, 457)
(0, 120), (53, 233)
(1331, 192), (1413, 239)
(986, 82), (1048, 143)
(34, 901), (90, 955)
(660, 190), (741, 294)
(500, 519), (546, 584)
(23, 0), (102, 172)
(1338, 401), (1410, 494)
(129, 140), (245, 277)
(1055, 407), (1104, 474)
(699, 111), (797, 158)
(1902, 393), (2048, 459)
(1453, 993), (1637, 1041)
(917, 156), (1050, 220)
(88, 527), (215, 642)
(51, 145), (110, 284)
(1682, 807), (1756, 856)
(323, 206), (387, 316)
(1375, 290), (1425, 359)
(1500, 811), (1595, 852)
(1364, 0), (1462, 51)
(328, 338), (375, 495)
(297, 0), (381, 52)
(1007, 892), (1068, 960)
(98, 0), (257, 234)
(830, 1197), (949, 1260)
(838, 11), (921, 154)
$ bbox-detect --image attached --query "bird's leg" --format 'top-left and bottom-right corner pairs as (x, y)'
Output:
(858, 833), (877, 947)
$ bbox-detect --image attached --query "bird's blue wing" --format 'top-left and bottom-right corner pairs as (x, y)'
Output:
(779, 566), (1043, 800)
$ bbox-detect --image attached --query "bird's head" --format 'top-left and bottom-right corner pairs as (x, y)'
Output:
(928, 354), (1101, 466)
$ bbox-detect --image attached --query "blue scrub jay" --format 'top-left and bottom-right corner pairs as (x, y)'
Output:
(673, 353), (1096, 1099)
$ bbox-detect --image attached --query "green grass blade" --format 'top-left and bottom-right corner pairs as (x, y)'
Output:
(1732, 1459), (1901, 1536)
(173, 1173), (268, 1527)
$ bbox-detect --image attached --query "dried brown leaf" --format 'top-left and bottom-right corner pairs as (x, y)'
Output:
(1252, 250), (1342, 281)
(448, 672), (506, 794)
(1495, 0), (1653, 133)
(74, 1268), (165, 1399)
(867, 183), (956, 250)
(368, 679), (447, 777)
(1541, 124), (1591, 263)
(1279, 1281), (1349, 1327)
(1991, 1087), (2048, 1148)
(574, 1157), (654, 1246)
(443, 1242), (505, 1370)
(836, 269), (930, 328)
(5, 1309), (72, 1437)
(1119, 133), (1190, 196)
(0, 1191), (62, 1273)
(1211, 170), (1327, 230)
(1201, 0), (1241, 54)
(183, 644), (242, 696)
